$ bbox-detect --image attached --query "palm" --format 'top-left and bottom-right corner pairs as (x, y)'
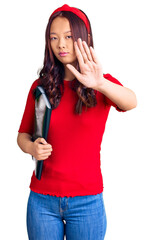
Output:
(66, 38), (104, 90)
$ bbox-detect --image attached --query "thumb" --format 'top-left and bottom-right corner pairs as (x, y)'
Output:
(36, 138), (47, 145)
(66, 64), (81, 80)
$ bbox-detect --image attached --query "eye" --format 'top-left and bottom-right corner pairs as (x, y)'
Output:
(50, 37), (56, 40)
(66, 36), (72, 39)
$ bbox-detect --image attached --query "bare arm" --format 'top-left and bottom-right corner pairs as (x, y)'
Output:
(95, 78), (137, 111)
(17, 133), (33, 155)
(17, 133), (52, 160)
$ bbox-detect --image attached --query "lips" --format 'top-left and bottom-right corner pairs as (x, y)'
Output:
(59, 52), (68, 57)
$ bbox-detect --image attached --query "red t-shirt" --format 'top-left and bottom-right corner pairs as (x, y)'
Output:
(18, 73), (125, 197)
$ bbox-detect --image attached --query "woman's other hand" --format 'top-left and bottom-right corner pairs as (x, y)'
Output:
(32, 138), (53, 161)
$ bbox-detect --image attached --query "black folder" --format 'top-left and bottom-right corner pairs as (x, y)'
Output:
(32, 86), (52, 180)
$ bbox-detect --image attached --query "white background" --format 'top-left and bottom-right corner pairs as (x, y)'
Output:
(0, 0), (154, 239)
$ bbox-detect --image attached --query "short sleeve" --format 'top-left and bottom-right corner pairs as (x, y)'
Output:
(18, 79), (39, 135)
(103, 73), (126, 112)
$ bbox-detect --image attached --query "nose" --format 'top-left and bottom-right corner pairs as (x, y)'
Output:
(58, 37), (66, 49)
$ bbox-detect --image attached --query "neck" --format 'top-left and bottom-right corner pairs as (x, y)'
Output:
(64, 62), (77, 81)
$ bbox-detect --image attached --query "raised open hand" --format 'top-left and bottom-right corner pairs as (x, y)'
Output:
(66, 38), (105, 90)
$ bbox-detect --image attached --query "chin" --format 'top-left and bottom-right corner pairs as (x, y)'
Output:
(60, 59), (74, 65)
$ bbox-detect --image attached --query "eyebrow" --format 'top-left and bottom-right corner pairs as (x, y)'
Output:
(50, 30), (72, 35)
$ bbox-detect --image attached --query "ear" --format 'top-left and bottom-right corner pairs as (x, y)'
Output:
(88, 34), (91, 46)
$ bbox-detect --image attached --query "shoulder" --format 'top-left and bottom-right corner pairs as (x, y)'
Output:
(30, 78), (40, 90)
(103, 73), (118, 82)
(103, 73), (123, 86)
(26, 78), (40, 101)
(28, 78), (40, 96)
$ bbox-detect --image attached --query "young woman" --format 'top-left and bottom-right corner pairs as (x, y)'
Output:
(17, 4), (137, 240)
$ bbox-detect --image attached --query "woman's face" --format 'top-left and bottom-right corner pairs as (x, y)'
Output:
(50, 16), (77, 66)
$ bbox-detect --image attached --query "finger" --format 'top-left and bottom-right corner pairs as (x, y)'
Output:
(41, 144), (52, 150)
(38, 151), (52, 157)
(77, 38), (89, 63)
(39, 148), (52, 154)
(38, 154), (51, 160)
(41, 150), (52, 155)
(74, 40), (85, 65)
(66, 64), (82, 80)
(82, 41), (93, 61)
(89, 46), (100, 64)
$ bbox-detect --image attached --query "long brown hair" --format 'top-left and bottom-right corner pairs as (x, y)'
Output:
(36, 10), (97, 115)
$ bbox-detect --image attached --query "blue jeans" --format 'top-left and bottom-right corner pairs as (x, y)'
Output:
(27, 190), (107, 240)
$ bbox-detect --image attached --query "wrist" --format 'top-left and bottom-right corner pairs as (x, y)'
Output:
(26, 140), (34, 156)
(95, 77), (107, 93)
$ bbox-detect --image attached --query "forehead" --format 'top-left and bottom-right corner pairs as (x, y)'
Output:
(50, 16), (71, 33)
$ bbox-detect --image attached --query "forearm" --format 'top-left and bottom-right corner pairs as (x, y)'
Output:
(95, 78), (137, 110)
(17, 132), (33, 155)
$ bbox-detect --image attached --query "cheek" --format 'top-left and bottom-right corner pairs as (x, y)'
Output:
(50, 42), (56, 52)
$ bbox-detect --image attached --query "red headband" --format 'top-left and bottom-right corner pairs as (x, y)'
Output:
(50, 4), (90, 34)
